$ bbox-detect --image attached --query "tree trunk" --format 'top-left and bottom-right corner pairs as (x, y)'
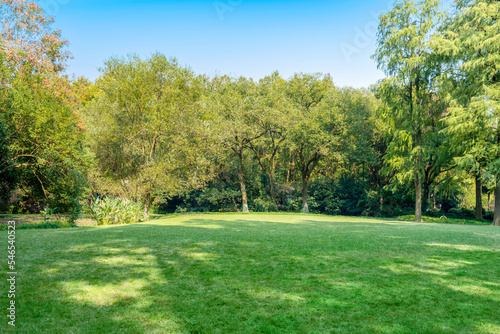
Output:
(423, 180), (430, 213)
(269, 176), (277, 205)
(415, 130), (423, 223)
(415, 171), (423, 222)
(494, 182), (500, 226)
(301, 177), (309, 213)
(378, 181), (384, 216)
(238, 149), (249, 213)
(475, 174), (483, 221)
(286, 163), (290, 183)
(144, 193), (152, 221)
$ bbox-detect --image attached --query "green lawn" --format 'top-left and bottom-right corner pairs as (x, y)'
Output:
(2, 213), (499, 333)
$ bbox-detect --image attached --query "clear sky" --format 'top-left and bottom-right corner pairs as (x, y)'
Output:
(42, 0), (395, 88)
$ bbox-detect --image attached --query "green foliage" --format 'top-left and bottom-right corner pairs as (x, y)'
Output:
(251, 198), (278, 212)
(18, 221), (76, 229)
(397, 214), (492, 225)
(373, 0), (446, 222)
(90, 197), (143, 225)
(0, 221), (75, 231)
(1, 74), (88, 215)
(309, 176), (368, 216)
(40, 207), (58, 221)
(198, 188), (241, 212)
(85, 54), (217, 216)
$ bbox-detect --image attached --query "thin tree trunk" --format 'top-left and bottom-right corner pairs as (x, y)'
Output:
(238, 149), (249, 213)
(302, 177), (309, 213)
(415, 171), (422, 222)
(415, 131), (423, 223)
(269, 175), (276, 205)
(423, 180), (430, 213)
(494, 182), (500, 226)
(378, 180), (383, 216)
(144, 192), (152, 221)
(475, 174), (483, 220)
(432, 189), (436, 209)
(286, 160), (291, 183)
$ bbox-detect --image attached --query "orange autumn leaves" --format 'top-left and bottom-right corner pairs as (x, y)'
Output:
(1, 0), (70, 75)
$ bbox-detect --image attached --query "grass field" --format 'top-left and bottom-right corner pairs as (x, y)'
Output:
(1, 213), (499, 333)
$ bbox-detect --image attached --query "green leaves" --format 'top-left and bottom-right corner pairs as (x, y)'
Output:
(435, 0), (500, 183)
(90, 196), (143, 225)
(85, 54), (217, 211)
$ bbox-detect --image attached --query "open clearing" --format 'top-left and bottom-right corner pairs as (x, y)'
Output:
(2, 213), (499, 333)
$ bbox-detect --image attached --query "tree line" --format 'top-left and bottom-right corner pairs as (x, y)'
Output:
(0, 0), (499, 226)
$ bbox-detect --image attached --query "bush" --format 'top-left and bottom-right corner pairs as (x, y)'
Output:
(309, 176), (367, 216)
(252, 198), (278, 212)
(0, 221), (76, 230)
(425, 207), (445, 218)
(19, 221), (76, 229)
(360, 190), (381, 217)
(197, 188), (241, 212)
(90, 197), (143, 225)
(155, 185), (242, 213)
(447, 207), (475, 220)
(484, 210), (494, 221)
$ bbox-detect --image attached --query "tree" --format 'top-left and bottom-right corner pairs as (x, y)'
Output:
(1, 74), (87, 212)
(433, 0), (499, 224)
(0, 0), (70, 76)
(286, 73), (345, 213)
(373, 0), (444, 222)
(85, 54), (216, 218)
(248, 72), (293, 204)
(206, 76), (266, 212)
(0, 0), (86, 213)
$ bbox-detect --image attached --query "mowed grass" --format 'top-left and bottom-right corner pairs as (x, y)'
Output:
(1, 214), (500, 334)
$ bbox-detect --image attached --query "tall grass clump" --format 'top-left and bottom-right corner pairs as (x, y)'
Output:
(90, 197), (144, 225)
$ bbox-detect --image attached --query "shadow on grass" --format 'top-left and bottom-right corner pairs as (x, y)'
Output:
(6, 216), (500, 333)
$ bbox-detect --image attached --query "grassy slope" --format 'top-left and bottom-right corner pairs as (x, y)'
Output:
(1, 213), (499, 334)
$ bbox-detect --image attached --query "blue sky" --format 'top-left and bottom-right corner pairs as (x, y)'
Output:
(42, 0), (394, 88)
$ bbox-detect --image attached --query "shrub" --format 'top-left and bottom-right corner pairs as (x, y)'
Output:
(447, 207), (475, 220)
(360, 190), (382, 217)
(252, 198), (278, 212)
(484, 210), (494, 221)
(19, 221), (76, 229)
(309, 176), (367, 216)
(0, 221), (76, 230)
(197, 188), (241, 212)
(90, 197), (143, 225)
(425, 207), (445, 218)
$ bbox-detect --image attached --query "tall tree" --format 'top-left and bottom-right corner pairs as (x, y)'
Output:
(0, 0), (86, 213)
(432, 0), (500, 225)
(248, 72), (293, 204)
(85, 54), (215, 218)
(286, 74), (345, 213)
(373, 0), (443, 222)
(207, 76), (266, 212)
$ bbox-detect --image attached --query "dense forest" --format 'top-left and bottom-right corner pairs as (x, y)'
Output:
(1, 0), (499, 226)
